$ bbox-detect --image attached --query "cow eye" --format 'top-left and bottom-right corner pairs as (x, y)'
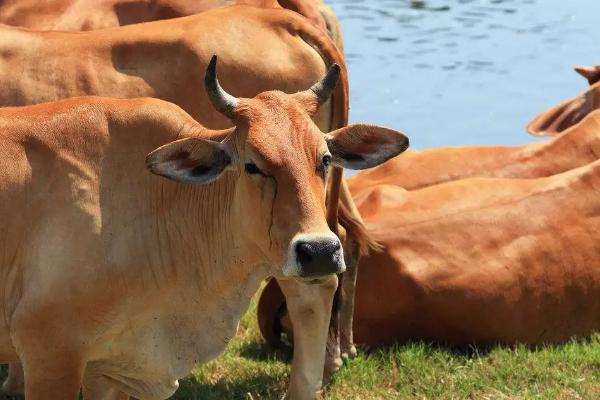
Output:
(318, 154), (332, 177)
(245, 162), (265, 176)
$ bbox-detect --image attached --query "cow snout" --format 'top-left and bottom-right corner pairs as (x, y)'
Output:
(283, 233), (346, 278)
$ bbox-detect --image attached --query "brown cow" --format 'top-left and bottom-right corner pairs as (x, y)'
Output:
(348, 159), (600, 345)
(348, 107), (600, 193)
(260, 110), (600, 351)
(0, 61), (408, 399)
(261, 147), (600, 347)
(528, 64), (600, 136)
(0, 0), (344, 50)
(0, 0), (330, 34)
(0, 6), (367, 397)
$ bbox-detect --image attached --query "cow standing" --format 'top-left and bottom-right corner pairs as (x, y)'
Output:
(0, 5), (367, 397)
(0, 60), (408, 399)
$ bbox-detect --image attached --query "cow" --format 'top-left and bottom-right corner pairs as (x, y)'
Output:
(527, 64), (600, 136)
(348, 107), (600, 193)
(260, 146), (600, 348)
(0, 59), (408, 400)
(0, 0), (333, 37)
(259, 109), (600, 354)
(0, 6), (372, 397)
(0, 0), (344, 50)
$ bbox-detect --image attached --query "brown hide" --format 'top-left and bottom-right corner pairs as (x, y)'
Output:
(0, 0), (328, 33)
(350, 161), (600, 345)
(350, 110), (600, 193)
(259, 111), (600, 347)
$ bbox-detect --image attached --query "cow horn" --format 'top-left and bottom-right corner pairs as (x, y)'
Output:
(309, 63), (341, 104)
(205, 55), (238, 117)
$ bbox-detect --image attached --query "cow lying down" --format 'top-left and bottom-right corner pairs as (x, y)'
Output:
(348, 106), (600, 193)
(0, 59), (408, 399)
(262, 155), (600, 347)
(0, 0), (329, 33)
(259, 110), (600, 348)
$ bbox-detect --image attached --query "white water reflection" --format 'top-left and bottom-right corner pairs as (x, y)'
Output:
(328, 0), (600, 148)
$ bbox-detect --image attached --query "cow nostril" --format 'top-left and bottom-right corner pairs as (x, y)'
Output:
(332, 240), (341, 252)
(296, 242), (314, 266)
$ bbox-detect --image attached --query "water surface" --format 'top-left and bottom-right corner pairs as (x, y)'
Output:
(327, 0), (600, 149)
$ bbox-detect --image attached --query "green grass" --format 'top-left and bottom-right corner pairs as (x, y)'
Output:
(2, 297), (599, 399)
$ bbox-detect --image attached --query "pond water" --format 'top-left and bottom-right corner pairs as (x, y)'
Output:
(327, 0), (600, 149)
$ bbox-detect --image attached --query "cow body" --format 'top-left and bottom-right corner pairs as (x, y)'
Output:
(0, 6), (361, 397)
(0, 83), (407, 398)
(349, 110), (600, 194)
(261, 151), (600, 347)
(260, 111), (600, 349)
(0, 0), (343, 51)
(0, 0), (331, 32)
(0, 98), (265, 398)
(0, 6), (337, 127)
(350, 160), (600, 345)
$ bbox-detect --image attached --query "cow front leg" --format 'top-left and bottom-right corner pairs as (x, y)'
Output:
(1, 363), (25, 398)
(278, 275), (338, 400)
(19, 353), (84, 400)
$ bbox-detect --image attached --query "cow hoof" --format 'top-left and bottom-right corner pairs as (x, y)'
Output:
(341, 344), (357, 359)
(1, 378), (25, 399)
(323, 355), (343, 384)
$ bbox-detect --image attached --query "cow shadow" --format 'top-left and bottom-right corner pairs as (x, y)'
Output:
(171, 371), (287, 400)
(0, 365), (7, 400)
(237, 340), (292, 363)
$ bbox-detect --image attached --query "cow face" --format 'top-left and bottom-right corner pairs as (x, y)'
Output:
(527, 65), (600, 136)
(146, 56), (409, 280)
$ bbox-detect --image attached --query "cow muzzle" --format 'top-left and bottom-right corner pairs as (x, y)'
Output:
(283, 233), (346, 279)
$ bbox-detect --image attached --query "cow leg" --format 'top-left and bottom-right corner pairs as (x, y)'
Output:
(1, 363), (24, 398)
(323, 285), (342, 384)
(18, 353), (84, 400)
(339, 241), (359, 359)
(336, 181), (368, 360)
(278, 275), (338, 400)
(83, 372), (130, 400)
(12, 326), (85, 400)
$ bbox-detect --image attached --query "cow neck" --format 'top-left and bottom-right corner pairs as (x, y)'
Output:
(106, 102), (262, 297)
(146, 139), (263, 297)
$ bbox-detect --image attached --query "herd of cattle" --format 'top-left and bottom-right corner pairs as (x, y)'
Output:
(259, 63), (600, 365)
(0, 1), (598, 399)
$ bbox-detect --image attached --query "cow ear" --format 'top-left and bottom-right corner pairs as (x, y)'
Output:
(146, 137), (234, 184)
(526, 95), (593, 136)
(574, 65), (600, 86)
(325, 124), (409, 170)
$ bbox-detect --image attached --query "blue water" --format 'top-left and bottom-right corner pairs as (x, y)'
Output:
(327, 0), (600, 149)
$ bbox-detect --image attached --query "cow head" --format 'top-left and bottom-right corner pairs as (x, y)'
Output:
(146, 56), (409, 280)
(527, 65), (600, 136)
